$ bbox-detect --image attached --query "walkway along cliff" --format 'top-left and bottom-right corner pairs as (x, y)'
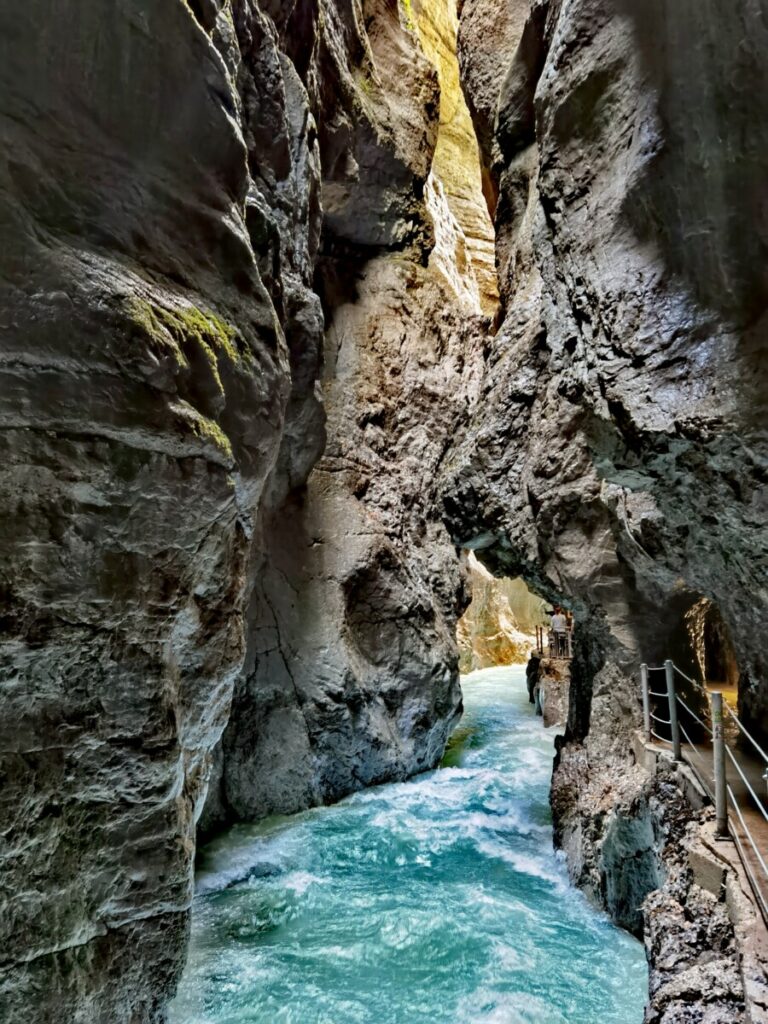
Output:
(0, 0), (766, 1022)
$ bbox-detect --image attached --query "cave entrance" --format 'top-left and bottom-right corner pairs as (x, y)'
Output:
(456, 551), (550, 673)
(685, 597), (740, 707)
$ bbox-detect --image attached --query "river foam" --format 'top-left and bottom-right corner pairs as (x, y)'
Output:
(171, 665), (647, 1024)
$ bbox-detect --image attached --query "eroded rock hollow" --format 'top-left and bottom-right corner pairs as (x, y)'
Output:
(1, 0), (766, 1021)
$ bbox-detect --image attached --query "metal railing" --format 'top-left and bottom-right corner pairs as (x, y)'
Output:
(534, 626), (573, 660)
(641, 659), (768, 922)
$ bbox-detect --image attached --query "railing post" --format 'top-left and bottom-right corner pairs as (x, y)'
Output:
(665, 660), (681, 760)
(710, 691), (728, 838)
(640, 663), (651, 741)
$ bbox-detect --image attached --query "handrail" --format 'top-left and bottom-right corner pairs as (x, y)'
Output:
(724, 746), (768, 825)
(727, 787), (768, 922)
(728, 786), (768, 881)
(723, 701), (768, 765)
(639, 657), (768, 926)
(675, 693), (712, 735)
(673, 664), (699, 686)
(678, 719), (715, 801)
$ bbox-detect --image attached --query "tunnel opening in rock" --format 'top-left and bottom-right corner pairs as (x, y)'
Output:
(686, 597), (740, 701)
(456, 550), (549, 673)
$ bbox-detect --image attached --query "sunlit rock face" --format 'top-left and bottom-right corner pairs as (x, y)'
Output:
(416, 0), (499, 315)
(203, 0), (490, 829)
(457, 553), (545, 672)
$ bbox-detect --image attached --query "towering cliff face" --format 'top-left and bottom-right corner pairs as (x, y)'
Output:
(448, 0), (768, 1015)
(0, 2), (301, 1018)
(202, 0), (492, 829)
(4, 0), (766, 1019)
(448, 0), (768, 730)
(1, 1), (492, 1018)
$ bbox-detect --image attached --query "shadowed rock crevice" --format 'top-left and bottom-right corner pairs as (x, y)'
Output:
(201, 0), (502, 842)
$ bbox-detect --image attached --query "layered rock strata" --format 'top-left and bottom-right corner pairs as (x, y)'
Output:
(0, 1), (302, 1018)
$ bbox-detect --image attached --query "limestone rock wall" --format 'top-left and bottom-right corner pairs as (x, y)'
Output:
(0, 2), (302, 1018)
(203, 0), (491, 830)
(448, 0), (768, 730)
(0, 0), (489, 1018)
(450, 0), (768, 1013)
(5, 0), (767, 1018)
(416, 0), (499, 314)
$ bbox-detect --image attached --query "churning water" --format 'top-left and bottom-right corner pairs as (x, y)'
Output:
(171, 666), (647, 1024)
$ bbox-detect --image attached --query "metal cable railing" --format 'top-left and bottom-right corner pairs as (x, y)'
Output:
(533, 625), (573, 661)
(640, 658), (768, 925)
(724, 702), (768, 764)
(725, 746), (768, 824)
(727, 785), (768, 922)
(677, 717), (715, 801)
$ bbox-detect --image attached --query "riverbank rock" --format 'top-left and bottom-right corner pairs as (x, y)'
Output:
(529, 657), (570, 728)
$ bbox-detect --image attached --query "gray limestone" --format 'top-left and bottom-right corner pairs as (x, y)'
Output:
(2, 0), (767, 1019)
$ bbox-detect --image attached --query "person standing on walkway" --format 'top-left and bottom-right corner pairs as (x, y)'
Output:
(551, 607), (567, 657)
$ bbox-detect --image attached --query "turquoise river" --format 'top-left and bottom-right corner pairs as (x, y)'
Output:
(171, 665), (648, 1024)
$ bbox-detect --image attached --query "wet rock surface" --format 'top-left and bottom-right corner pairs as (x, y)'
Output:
(448, 0), (768, 726)
(1, 1), (491, 1017)
(202, 0), (491, 830)
(0, 1), (294, 1018)
(549, 669), (749, 1022)
(451, 0), (768, 1018)
(529, 656), (569, 728)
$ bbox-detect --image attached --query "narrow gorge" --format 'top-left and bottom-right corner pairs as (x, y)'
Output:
(0, 1), (766, 1023)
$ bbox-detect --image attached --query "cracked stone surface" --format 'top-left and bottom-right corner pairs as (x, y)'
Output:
(448, 0), (768, 725)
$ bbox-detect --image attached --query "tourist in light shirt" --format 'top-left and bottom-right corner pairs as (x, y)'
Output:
(550, 608), (567, 634)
